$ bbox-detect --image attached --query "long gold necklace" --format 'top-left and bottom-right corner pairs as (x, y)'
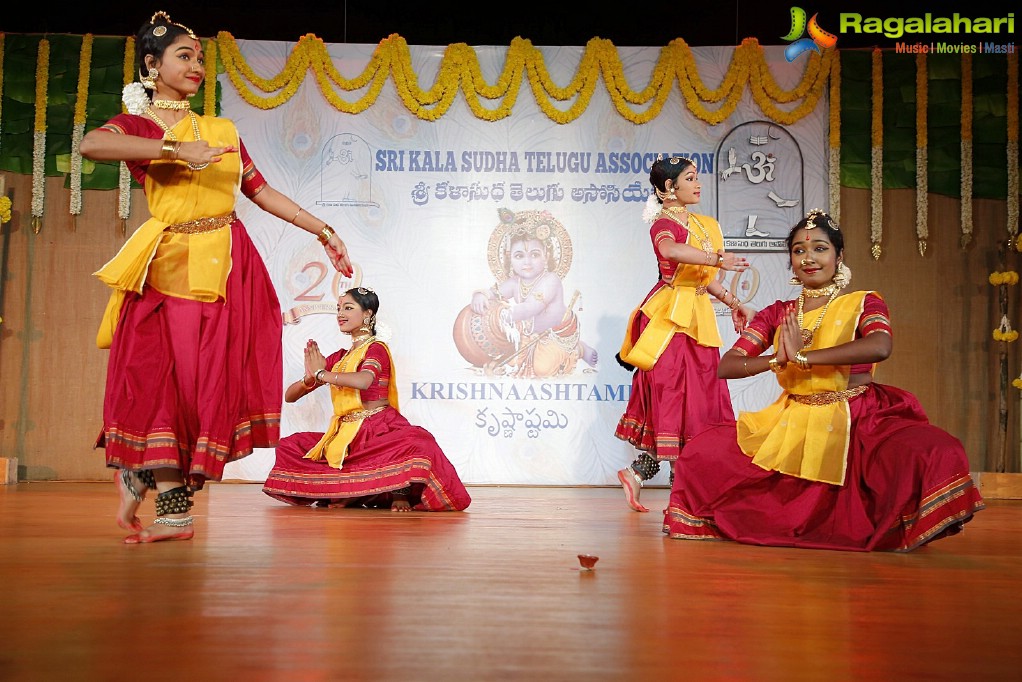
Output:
(797, 288), (839, 347)
(518, 271), (547, 301)
(337, 335), (376, 373)
(661, 209), (713, 253)
(144, 107), (209, 171)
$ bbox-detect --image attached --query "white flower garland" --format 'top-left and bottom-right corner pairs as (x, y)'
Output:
(870, 49), (883, 260)
(70, 34), (94, 220)
(828, 52), (841, 224)
(118, 38), (137, 232)
(960, 53), (973, 248)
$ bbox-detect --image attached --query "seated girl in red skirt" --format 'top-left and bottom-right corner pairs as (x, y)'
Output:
(663, 210), (983, 551)
(263, 287), (471, 512)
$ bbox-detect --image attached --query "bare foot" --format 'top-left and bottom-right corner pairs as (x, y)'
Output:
(617, 468), (649, 513)
(115, 470), (144, 532)
(390, 495), (412, 512)
(123, 516), (194, 544)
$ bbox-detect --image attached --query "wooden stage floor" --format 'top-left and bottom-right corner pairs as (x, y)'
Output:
(1, 482), (1019, 681)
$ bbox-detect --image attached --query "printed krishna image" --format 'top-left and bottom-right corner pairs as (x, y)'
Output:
(453, 208), (598, 378)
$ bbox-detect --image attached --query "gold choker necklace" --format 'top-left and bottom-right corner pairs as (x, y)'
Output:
(151, 99), (191, 111)
(801, 283), (839, 298)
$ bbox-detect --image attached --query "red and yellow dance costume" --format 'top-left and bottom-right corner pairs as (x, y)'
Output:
(663, 292), (984, 551)
(615, 212), (735, 464)
(93, 113), (283, 487)
(263, 341), (471, 511)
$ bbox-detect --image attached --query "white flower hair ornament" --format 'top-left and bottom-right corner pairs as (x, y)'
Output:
(122, 82), (150, 115)
(641, 193), (661, 224)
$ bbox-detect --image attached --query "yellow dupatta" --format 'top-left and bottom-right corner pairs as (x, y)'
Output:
(94, 115), (242, 348)
(618, 213), (725, 371)
(304, 340), (402, 469)
(737, 291), (873, 485)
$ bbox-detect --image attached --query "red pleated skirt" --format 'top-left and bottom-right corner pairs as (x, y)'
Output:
(615, 326), (734, 462)
(663, 383), (985, 552)
(96, 222), (283, 487)
(262, 407), (472, 511)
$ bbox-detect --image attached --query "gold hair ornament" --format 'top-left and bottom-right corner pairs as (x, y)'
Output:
(150, 11), (198, 40)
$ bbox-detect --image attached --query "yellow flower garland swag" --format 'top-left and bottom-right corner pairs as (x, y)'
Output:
(31, 38), (49, 234)
(961, 53), (973, 248)
(117, 37), (135, 236)
(915, 53), (928, 257)
(70, 34), (93, 230)
(216, 32), (831, 126)
(203, 37), (217, 116)
(869, 48), (882, 260)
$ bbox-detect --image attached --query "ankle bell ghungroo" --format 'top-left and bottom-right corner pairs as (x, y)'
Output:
(137, 470), (156, 490)
(153, 515), (194, 527)
(391, 486), (412, 497)
(120, 469), (155, 503)
(154, 486), (193, 516)
(630, 452), (660, 482)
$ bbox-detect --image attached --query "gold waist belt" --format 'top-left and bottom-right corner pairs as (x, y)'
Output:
(165, 211), (237, 234)
(340, 405), (387, 422)
(788, 385), (869, 406)
(661, 278), (708, 295)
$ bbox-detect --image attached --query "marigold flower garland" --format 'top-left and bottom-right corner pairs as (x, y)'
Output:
(915, 53), (928, 256)
(960, 53), (973, 248)
(0, 195), (11, 224)
(118, 37), (135, 234)
(215, 32), (829, 127)
(69, 34), (93, 226)
(203, 37), (217, 115)
(31, 38), (49, 234)
(870, 48), (883, 260)
(828, 52), (841, 224)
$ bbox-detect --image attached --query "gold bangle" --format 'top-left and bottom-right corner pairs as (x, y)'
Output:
(290, 207), (304, 225)
(768, 356), (785, 374)
(301, 375), (317, 389)
(314, 369), (327, 384)
(716, 252), (724, 267)
(794, 351), (810, 370)
(160, 140), (179, 160)
(743, 358), (752, 377)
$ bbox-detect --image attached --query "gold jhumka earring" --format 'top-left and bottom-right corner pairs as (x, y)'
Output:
(140, 67), (159, 90)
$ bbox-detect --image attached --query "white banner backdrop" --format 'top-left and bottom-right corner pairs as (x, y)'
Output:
(220, 41), (828, 485)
